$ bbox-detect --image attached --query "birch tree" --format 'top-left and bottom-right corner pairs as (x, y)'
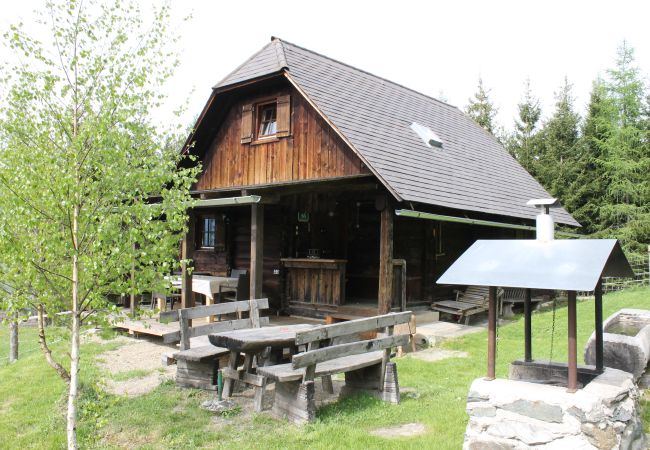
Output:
(0, 1), (198, 447)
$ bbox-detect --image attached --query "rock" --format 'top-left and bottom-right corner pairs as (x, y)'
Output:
(581, 423), (618, 449)
(488, 420), (556, 445)
(465, 437), (522, 450)
(501, 399), (563, 423)
(467, 405), (496, 417)
(467, 390), (489, 403)
(369, 422), (426, 438)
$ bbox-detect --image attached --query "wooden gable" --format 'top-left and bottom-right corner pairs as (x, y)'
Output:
(194, 85), (370, 191)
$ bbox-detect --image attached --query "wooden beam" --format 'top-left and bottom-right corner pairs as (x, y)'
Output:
(524, 288), (532, 362)
(250, 204), (264, 299)
(567, 290), (578, 393)
(181, 214), (195, 311)
(594, 279), (604, 372)
(486, 286), (497, 380)
(378, 205), (394, 314)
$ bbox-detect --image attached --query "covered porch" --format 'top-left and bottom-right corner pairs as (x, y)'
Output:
(179, 177), (531, 320)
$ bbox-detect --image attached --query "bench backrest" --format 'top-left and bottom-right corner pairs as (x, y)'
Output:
(502, 287), (525, 301)
(161, 298), (269, 350)
(230, 268), (248, 278)
(291, 312), (412, 377)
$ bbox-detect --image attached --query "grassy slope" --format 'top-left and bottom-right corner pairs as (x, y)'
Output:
(0, 287), (648, 449)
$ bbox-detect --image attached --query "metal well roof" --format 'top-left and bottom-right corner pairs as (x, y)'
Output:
(437, 239), (633, 291)
(213, 38), (579, 226)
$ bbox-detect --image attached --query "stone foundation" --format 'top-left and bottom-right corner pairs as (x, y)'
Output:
(464, 368), (646, 449)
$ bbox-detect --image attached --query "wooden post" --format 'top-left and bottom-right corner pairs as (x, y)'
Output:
(594, 279), (604, 372)
(486, 286), (497, 380)
(524, 288), (532, 362)
(378, 206), (394, 314)
(181, 214), (195, 311)
(250, 204), (264, 300)
(567, 290), (578, 393)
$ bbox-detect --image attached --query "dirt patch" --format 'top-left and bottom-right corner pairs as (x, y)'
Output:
(370, 422), (427, 438)
(96, 337), (176, 397)
(408, 348), (468, 362)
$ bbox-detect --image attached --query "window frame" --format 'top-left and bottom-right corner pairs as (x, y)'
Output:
(256, 101), (278, 139)
(199, 215), (217, 249)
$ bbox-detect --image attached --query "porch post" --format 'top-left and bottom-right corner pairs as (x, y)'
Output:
(378, 206), (394, 314)
(486, 286), (497, 380)
(594, 279), (604, 371)
(567, 290), (578, 393)
(524, 288), (532, 362)
(181, 214), (195, 310)
(250, 204), (264, 300)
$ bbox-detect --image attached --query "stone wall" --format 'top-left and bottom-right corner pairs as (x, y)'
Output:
(464, 368), (646, 449)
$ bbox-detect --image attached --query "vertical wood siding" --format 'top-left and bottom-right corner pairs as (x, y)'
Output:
(194, 87), (369, 191)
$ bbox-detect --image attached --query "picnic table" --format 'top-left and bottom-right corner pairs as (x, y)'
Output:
(170, 275), (238, 303)
(209, 324), (315, 410)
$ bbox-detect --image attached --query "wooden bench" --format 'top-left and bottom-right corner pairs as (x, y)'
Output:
(160, 298), (269, 390)
(500, 288), (547, 316)
(257, 311), (412, 424)
(431, 286), (502, 325)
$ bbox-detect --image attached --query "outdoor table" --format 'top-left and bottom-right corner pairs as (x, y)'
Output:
(209, 324), (316, 403)
(170, 275), (238, 322)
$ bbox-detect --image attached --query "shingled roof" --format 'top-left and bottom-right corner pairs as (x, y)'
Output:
(212, 38), (579, 226)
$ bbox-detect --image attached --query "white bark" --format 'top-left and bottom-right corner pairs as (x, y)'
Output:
(9, 314), (18, 362)
(67, 202), (80, 450)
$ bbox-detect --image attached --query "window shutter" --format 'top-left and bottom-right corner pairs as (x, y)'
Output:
(276, 95), (291, 137)
(240, 103), (253, 143)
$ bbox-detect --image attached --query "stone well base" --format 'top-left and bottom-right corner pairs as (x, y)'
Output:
(464, 368), (646, 449)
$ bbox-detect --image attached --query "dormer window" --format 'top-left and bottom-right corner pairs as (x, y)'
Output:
(240, 94), (291, 144)
(257, 102), (277, 137)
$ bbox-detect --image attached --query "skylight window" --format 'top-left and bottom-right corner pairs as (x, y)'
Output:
(410, 122), (443, 149)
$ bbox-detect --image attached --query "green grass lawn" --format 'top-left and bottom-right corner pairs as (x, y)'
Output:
(1, 287), (649, 449)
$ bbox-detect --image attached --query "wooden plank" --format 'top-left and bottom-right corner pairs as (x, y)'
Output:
(378, 204), (394, 314)
(188, 317), (269, 339)
(295, 312), (412, 345)
(209, 324), (315, 351)
(173, 345), (229, 363)
(221, 367), (266, 387)
(292, 334), (409, 368)
(171, 298), (269, 321)
(258, 351), (383, 382)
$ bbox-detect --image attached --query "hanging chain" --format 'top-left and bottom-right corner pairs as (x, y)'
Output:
(549, 297), (557, 363)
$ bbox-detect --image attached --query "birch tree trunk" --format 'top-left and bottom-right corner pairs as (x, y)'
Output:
(67, 203), (80, 450)
(9, 313), (18, 363)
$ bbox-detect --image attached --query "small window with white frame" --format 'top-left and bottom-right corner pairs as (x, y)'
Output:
(257, 102), (277, 138)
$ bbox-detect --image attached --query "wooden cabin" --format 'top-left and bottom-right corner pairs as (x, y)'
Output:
(178, 37), (579, 319)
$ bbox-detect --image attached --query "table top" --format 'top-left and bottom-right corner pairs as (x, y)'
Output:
(209, 324), (315, 352)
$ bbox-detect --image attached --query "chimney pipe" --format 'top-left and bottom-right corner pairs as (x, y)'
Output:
(526, 199), (560, 242)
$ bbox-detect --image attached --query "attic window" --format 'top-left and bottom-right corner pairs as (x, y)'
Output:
(410, 122), (443, 149)
(240, 95), (291, 144)
(257, 103), (277, 137)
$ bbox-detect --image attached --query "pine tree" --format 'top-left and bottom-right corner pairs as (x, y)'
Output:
(466, 77), (499, 135)
(535, 78), (581, 204)
(598, 42), (650, 254)
(565, 79), (614, 234)
(508, 78), (542, 176)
